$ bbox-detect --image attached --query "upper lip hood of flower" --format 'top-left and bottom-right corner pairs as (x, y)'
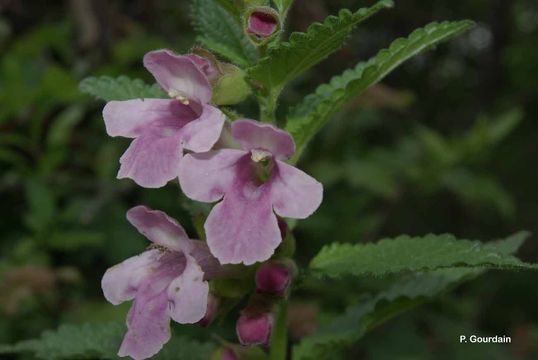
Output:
(179, 119), (323, 265)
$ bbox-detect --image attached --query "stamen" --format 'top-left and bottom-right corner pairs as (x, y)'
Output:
(251, 149), (272, 163)
(167, 89), (190, 105)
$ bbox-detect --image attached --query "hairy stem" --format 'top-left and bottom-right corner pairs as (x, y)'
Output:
(269, 299), (288, 360)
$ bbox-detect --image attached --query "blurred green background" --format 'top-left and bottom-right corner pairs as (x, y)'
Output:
(1, 0), (537, 359)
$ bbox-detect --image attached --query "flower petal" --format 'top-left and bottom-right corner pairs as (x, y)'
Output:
(118, 131), (183, 188)
(181, 105), (226, 153)
(144, 49), (212, 105)
(101, 249), (161, 305)
(271, 160), (323, 219)
(103, 99), (195, 138)
(179, 149), (246, 202)
(118, 289), (171, 360)
(126, 206), (191, 252)
(232, 119), (295, 160)
(167, 254), (209, 324)
(205, 177), (280, 265)
(188, 240), (225, 280)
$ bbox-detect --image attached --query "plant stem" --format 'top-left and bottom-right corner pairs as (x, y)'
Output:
(269, 299), (288, 360)
(259, 88), (279, 124)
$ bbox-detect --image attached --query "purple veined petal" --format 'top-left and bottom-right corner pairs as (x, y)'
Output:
(143, 49), (212, 106)
(205, 170), (281, 265)
(101, 249), (161, 305)
(167, 254), (209, 324)
(179, 149), (246, 202)
(118, 291), (171, 360)
(126, 206), (192, 252)
(118, 131), (183, 188)
(232, 119), (295, 160)
(181, 105), (226, 153)
(271, 160), (323, 219)
(103, 99), (196, 138)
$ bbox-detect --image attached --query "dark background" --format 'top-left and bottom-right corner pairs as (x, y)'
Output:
(1, 0), (537, 358)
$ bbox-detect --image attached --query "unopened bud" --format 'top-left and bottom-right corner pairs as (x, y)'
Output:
(245, 7), (280, 44)
(255, 262), (290, 296)
(236, 312), (273, 346)
(221, 348), (237, 360)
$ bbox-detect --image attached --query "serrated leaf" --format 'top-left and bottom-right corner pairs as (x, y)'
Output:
(310, 231), (535, 278)
(294, 235), (526, 360)
(79, 76), (166, 102)
(0, 322), (215, 360)
(248, 0), (393, 94)
(191, 0), (257, 66)
(287, 20), (475, 159)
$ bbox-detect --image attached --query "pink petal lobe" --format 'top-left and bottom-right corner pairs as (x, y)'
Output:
(117, 252), (184, 360)
(232, 119), (295, 160)
(167, 254), (209, 324)
(103, 99), (195, 138)
(118, 131), (183, 188)
(205, 164), (281, 265)
(118, 291), (171, 360)
(101, 249), (161, 305)
(126, 206), (191, 252)
(271, 160), (323, 219)
(143, 49), (212, 105)
(181, 105), (226, 153)
(248, 11), (279, 37)
(179, 149), (246, 202)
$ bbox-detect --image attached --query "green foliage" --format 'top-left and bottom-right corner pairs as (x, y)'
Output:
(0, 322), (215, 360)
(191, 0), (257, 67)
(294, 235), (526, 360)
(273, 0), (294, 16)
(248, 0), (393, 95)
(310, 231), (535, 278)
(287, 20), (475, 158)
(79, 76), (166, 102)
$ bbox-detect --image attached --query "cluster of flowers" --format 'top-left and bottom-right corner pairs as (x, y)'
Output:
(101, 49), (323, 360)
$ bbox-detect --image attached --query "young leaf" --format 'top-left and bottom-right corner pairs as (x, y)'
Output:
(287, 20), (475, 159)
(310, 231), (535, 278)
(191, 0), (257, 67)
(79, 76), (166, 102)
(273, 0), (294, 16)
(294, 235), (526, 360)
(248, 0), (393, 95)
(0, 322), (215, 360)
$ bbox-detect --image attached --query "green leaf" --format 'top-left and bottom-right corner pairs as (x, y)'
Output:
(0, 322), (215, 360)
(248, 0), (393, 95)
(273, 0), (294, 16)
(287, 20), (475, 159)
(191, 0), (257, 67)
(294, 235), (526, 360)
(310, 231), (536, 278)
(79, 76), (166, 102)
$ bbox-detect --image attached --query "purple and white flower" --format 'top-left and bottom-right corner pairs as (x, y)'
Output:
(103, 50), (225, 188)
(101, 206), (221, 360)
(179, 119), (323, 265)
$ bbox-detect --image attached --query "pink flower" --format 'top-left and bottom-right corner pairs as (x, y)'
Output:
(101, 206), (221, 360)
(179, 120), (323, 265)
(103, 50), (225, 188)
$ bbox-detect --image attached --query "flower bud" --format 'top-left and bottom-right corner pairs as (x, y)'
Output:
(245, 7), (280, 44)
(236, 312), (273, 346)
(255, 262), (290, 296)
(198, 294), (220, 327)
